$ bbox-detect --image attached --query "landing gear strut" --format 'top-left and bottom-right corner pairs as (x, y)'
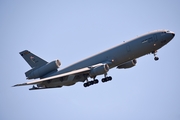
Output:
(152, 51), (159, 61)
(102, 73), (112, 83)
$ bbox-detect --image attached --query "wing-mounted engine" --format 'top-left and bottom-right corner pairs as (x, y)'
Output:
(89, 64), (109, 78)
(25, 60), (61, 79)
(117, 59), (137, 69)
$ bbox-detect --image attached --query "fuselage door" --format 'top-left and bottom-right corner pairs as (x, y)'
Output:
(126, 44), (133, 60)
(153, 34), (158, 42)
(126, 44), (131, 52)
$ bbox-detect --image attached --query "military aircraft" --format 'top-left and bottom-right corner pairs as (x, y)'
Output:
(13, 30), (175, 90)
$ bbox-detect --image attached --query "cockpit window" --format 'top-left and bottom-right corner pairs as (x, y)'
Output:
(161, 32), (166, 36)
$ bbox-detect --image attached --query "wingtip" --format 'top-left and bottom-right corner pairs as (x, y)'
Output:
(12, 84), (20, 87)
(12, 85), (17, 87)
(12, 83), (28, 87)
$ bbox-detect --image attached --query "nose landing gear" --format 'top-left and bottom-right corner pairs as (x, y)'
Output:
(154, 57), (159, 61)
(152, 51), (159, 61)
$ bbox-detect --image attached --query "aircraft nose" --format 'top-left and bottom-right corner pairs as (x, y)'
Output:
(166, 31), (175, 42)
(168, 31), (175, 39)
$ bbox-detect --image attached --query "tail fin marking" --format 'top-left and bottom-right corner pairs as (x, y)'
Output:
(20, 50), (48, 68)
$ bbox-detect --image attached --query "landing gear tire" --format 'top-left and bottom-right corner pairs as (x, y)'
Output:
(90, 81), (94, 85)
(102, 78), (106, 83)
(94, 79), (99, 84)
(83, 79), (99, 87)
(83, 82), (89, 87)
(152, 51), (159, 61)
(154, 57), (159, 61)
(102, 76), (112, 83)
(108, 76), (112, 80)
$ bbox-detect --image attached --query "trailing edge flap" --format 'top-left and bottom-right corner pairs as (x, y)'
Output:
(13, 67), (91, 87)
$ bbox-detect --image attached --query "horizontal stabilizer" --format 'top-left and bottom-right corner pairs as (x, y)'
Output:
(29, 86), (62, 90)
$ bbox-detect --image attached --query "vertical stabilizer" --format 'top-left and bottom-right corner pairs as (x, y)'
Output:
(20, 50), (48, 68)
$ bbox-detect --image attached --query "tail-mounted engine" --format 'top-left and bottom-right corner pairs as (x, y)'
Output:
(117, 59), (137, 69)
(25, 60), (61, 79)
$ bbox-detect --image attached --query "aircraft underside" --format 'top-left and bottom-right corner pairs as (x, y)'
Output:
(13, 30), (175, 90)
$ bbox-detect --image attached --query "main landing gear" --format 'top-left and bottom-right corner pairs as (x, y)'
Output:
(152, 51), (159, 61)
(102, 76), (112, 82)
(83, 79), (99, 87)
(83, 76), (112, 87)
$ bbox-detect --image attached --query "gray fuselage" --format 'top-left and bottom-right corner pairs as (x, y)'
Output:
(43, 30), (174, 87)
(55, 30), (174, 74)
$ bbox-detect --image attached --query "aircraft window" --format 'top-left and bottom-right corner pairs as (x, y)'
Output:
(142, 39), (148, 43)
(161, 32), (165, 36)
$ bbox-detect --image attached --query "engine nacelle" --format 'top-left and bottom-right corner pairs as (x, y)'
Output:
(117, 59), (137, 69)
(89, 64), (109, 78)
(26, 60), (61, 79)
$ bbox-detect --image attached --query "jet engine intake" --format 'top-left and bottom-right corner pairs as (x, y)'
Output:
(26, 60), (61, 79)
(89, 64), (109, 78)
(117, 59), (137, 69)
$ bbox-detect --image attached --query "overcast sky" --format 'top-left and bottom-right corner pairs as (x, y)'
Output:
(0, 0), (180, 120)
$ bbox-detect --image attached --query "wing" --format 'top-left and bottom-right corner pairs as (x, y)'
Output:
(13, 67), (90, 87)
